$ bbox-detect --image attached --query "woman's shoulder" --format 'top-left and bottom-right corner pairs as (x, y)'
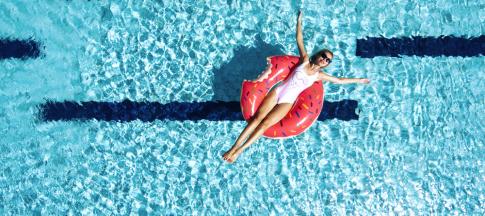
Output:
(299, 55), (310, 63)
(298, 58), (310, 67)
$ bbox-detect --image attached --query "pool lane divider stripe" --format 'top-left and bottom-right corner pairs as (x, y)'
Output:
(356, 35), (485, 58)
(38, 100), (359, 122)
(0, 38), (42, 60)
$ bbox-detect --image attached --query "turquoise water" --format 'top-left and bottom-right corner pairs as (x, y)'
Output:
(1, 0), (484, 215)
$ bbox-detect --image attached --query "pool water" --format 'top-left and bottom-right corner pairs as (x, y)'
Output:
(0, 0), (484, 215)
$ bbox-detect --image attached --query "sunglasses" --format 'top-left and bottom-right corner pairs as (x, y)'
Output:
(321, 53), (332, 64)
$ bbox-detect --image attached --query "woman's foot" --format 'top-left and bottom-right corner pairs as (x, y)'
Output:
(222, 147), (237, 161)
(226, 149), (243, 163)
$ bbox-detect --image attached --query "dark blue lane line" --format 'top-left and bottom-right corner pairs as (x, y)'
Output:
(356, 35), (485, 58)
(37, 100), (359, 122)
(0, 38), (42, 60)
(319, 99), (358, 121)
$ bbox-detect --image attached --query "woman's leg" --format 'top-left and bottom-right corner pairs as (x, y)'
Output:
(222, 89), (279, 160)
(227, 103), (293, 162)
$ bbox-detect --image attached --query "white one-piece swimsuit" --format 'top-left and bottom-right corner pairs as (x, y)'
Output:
(274, 62), (319, 104)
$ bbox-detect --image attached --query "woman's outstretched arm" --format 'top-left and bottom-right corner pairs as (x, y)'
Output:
(296, 10), (309, 62)
(318, 72), (370, 84)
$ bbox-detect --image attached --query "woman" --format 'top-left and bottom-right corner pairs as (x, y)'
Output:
(222, 11), (370, 163)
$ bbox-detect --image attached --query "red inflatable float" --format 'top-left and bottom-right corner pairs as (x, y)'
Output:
(240, 55), (325, 139)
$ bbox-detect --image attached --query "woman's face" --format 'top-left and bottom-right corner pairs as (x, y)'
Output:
(317, 52), (333, 67)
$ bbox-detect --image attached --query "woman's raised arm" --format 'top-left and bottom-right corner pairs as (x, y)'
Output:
(296, 10), (308, 62)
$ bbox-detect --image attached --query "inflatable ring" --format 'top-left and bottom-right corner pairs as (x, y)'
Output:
(240, 55), (325, 139)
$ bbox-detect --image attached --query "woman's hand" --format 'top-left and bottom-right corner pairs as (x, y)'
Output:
(359, 78), (370, 84)
(297, 10), (303, 23)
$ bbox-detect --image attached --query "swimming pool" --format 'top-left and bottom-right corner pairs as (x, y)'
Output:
(0, 0), (483, 214)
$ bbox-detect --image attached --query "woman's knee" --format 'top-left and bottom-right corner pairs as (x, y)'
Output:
(259, 117), (276, 129)
(252, 111), (265, 122)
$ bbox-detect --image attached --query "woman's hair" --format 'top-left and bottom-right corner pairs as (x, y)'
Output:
(310, 49), (333, 64)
